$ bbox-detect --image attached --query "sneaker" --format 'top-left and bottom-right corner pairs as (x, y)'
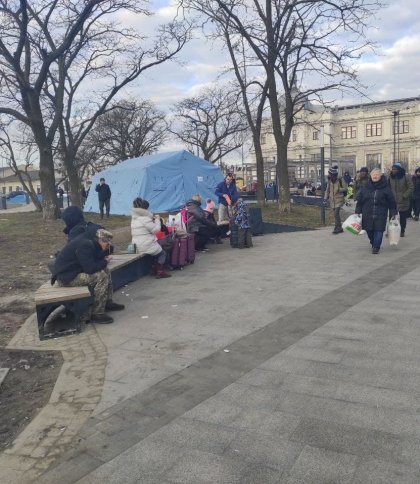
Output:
(414, 216), (419, 221)
(91, 313), (114, 324)
(372, 247), (380, 254)
(105, 301), (125, 311)
(400, 232), (405, 237)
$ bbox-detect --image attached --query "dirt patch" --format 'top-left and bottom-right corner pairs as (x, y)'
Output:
(0, 349), (63, 450)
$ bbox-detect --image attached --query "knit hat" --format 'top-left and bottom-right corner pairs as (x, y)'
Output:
(205, 200), (215, 213)
(392, 163), (402, 170)
(328, 165), (338, 176)
(415, 167), (420, 174)
(359, 167), (368, 173)
(96, 228), (113, 242)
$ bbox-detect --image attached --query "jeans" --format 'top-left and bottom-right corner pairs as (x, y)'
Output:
(333, 208), (342, 231)
(99, 198), (110, 218)
(366, 230), (383, 249)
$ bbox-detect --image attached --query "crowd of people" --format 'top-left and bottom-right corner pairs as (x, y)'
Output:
(51, 173), (253, 326)
(326, 162), (416, 254)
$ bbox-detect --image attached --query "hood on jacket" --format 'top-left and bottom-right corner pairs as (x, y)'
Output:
(62, 206), (85, 233)
(186, 199), (201, 208)
(132, 207), (153, 218)
(390, 164), (406, 179)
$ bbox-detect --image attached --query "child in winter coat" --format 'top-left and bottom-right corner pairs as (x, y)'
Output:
(231, 198), (253, 249)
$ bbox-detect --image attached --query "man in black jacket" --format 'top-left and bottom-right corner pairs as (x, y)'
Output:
(95, 178), (111, 219)
(52, 228), (124, 324)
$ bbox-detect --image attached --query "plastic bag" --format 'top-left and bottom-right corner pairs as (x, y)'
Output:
(388, 217), (400, 246)
(342, 214), (362, 235)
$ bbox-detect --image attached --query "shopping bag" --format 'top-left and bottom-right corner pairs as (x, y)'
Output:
(388, 217), (400, 246)
(342, 214), (362, 235)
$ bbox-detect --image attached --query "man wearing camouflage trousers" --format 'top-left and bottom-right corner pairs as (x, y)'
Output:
(52, 228), (124, 324)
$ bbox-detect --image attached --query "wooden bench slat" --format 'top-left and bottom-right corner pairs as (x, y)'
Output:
(35, 253), (145, 305)
(108, 253), (144, 272)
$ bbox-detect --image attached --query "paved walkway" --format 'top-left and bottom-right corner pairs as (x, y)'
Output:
(3, 219), (420, 483)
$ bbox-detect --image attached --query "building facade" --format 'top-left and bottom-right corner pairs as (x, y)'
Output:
(254, 96), (420, 183)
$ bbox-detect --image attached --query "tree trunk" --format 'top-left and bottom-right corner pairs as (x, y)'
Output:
(64, 154), (82, 207)
(253, 135), (265, 207)
(277, 141), (291, 212)
(39, 146), (61, 220)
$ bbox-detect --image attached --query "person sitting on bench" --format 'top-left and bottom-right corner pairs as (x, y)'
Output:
(186, 194), (222, 251)
(131, 197), (172, 279)
(52, 228), (124, 324)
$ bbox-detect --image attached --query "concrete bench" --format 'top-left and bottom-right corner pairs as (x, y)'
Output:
(35, 253), (152, 340)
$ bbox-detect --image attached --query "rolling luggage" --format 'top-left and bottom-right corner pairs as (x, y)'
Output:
(186, 233), (195, 264)
(230, 220), (239, 248)
(171, 236), (188, 269)
(248, 207), (264, 235)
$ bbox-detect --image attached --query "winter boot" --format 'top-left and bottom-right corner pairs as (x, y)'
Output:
(156, 264), (172, 279)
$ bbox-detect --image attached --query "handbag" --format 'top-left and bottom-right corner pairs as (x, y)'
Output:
(157, 234), (174, 252)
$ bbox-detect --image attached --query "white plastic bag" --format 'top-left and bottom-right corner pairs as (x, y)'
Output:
(342, 214), (362, 235)
(388, 217), (400, 246)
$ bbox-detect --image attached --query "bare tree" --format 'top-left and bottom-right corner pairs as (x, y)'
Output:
(184, 0), (382, 211)
(170, 83), (249, 164)
(0, 0), (189, 218)
(83, 99), (167, 171)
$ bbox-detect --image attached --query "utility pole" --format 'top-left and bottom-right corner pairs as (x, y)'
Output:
(320, 126), (326, 224)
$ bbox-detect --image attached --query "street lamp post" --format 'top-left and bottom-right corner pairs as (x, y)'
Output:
(320, 126), (326, 225)
(392, 111), (399, 163)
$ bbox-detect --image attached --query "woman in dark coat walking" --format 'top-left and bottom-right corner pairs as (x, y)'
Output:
(355, 168), (397, 254)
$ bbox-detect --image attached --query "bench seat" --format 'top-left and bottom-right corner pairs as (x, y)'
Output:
(34, 253), (153, 340)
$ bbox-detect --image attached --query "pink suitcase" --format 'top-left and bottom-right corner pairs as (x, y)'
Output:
(171, 236), (188, 269)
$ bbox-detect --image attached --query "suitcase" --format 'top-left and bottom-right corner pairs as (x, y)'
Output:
(171, 236), (188, 269)
(230, 220), (239, 248)
(248, 207), (264, 235)
(186, 233), (195, 264)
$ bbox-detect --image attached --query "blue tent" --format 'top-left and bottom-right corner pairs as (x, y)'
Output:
(84, 150), (224, 215)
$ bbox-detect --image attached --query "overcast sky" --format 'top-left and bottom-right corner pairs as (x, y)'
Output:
(118, 0), (420, 155)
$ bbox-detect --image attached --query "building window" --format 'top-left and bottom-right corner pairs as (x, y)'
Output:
(260, 133), (267, 144)
(292, 131), (297, 142)
(341, 126), (356, 139)
(399, 151), (409, 164)
(311, 154), (321, 162)
(9, 186), (12, 192)
(312, 131), (319, 140)
(366, 153), (382, 171)
(366, 123), (382, 137)
(393, 120), (409, 134)
(1, 187), (5, 194)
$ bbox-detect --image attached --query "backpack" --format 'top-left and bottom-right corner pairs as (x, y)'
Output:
(339, 178), (348, 197)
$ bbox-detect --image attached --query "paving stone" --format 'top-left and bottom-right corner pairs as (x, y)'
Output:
(352, 458), (420, 484)
(282, 445), (358, 484)
(41, 452), (104, 484)
(224, 429), (303, 472)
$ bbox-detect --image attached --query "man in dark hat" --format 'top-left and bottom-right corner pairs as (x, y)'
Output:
(354, 167), (369, 201)
(388, 164), (413, 236)
(324, 165), (348, 234)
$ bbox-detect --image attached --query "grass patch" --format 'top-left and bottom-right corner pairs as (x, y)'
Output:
(260, 202), (334, 228)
